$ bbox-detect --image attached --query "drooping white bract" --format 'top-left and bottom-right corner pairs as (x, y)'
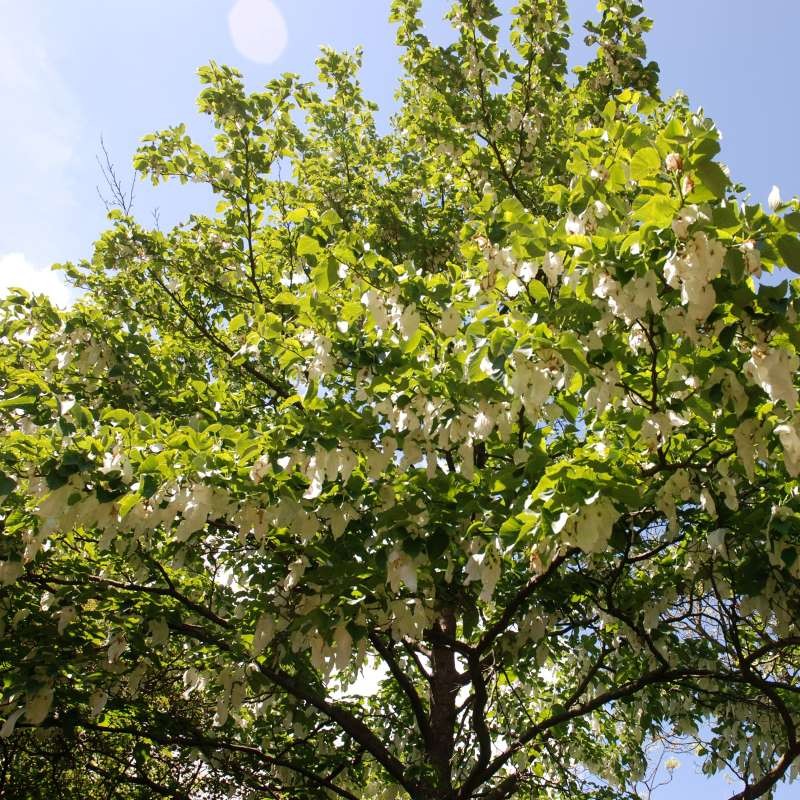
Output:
(769, 184), (783, 212)
(387, 548), (417, 593)
(464, 540), (502, 602)
(593, 270), (662, 327)
(656, 469), (693, 534)
(440, 305), (461, 337)
(555, 494), (620, 554)
(89, 689), (108, 718)
(541, 251), (564, 286)
(743, 345), (800, 408)
(775, 420), (800, 477)
(24, 686), (54, 725)
(663, 232), (725, 324)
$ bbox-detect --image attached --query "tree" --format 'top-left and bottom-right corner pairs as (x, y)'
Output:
(2, 1), (800, 797)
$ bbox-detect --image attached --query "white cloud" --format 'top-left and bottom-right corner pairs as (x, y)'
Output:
(0, 4), (82, 265)
(0, 253), (73, 307)
(0, 6), (79, 180)
(228, 0), (288, 64)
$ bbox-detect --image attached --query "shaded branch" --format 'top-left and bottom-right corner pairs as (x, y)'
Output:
(476, 551), (571, 655)
(368, 629), (431, 745)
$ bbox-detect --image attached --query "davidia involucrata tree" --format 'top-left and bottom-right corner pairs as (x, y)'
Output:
(2, 2), (800, 798)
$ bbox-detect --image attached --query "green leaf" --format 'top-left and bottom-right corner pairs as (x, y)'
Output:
(527, 279), (549, 304)
(228, 313), (247, 334)
(463, 603), (479, 639)
(783, 211), (800, 232)
(101, 409), (135, 425)
(320, 208), (343, 228)
(718, 324), (737, 350)
(724, 249), (745, 283)
(0, 471), (16, 497)
(286, 207), (310, 223)
(311, 257), (340, 292)
(138, 455), (163, 474)
(775, 235), (800, 273)
(630, 147), (661, 180)
(632, 193), (679, 228)
(297, 234), (321, 257)
(117, 493), (142, 519)
(425, 529), (449, 559)
(692, 135), (721, 161)
(0, 395), (38, 409)
(693, 161), (729, 199)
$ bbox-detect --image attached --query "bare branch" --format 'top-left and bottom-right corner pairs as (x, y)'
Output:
(96, 135), (136, 214)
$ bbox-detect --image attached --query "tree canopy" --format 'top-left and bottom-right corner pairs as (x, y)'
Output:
(2, 1), (800, 798)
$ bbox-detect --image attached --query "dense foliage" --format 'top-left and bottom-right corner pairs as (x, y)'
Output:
(2, 1), (800, 798)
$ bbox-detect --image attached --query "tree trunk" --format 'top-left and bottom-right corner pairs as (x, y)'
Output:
(428, 608), (459, 798)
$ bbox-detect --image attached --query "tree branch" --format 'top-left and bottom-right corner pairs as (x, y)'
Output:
(458, 651), (493, 797)
(476, 551), (571, 655)
(43, 719), (360, 800)
(256, 662), (418, 796)
(368, 629), (431, 745)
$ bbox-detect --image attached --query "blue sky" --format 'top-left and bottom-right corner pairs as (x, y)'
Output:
(1, 1), (797, 796)
(2, 0), (798, 286)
